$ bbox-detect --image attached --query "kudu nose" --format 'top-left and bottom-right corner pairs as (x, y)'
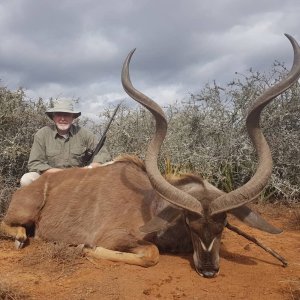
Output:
(199, 268), (219, 278)
(202, 270), (218, 278)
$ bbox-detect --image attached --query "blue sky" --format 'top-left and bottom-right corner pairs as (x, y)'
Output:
(0, 0), (299, 118)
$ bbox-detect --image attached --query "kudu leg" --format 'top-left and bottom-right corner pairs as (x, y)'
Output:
(226, 222), (287, 267)
(83, 243), (160, 267)
(0, 221), (27, 249)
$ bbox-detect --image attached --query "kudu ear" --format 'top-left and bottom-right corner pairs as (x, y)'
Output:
(139, 206), (182, 233)
(229, 205), (282, 234)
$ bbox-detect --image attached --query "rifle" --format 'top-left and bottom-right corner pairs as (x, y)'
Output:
(86, 102), (121, 165)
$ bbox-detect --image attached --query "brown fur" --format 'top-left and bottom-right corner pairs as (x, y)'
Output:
(2, 156), (210, 253)
(4, 158), (156, 249)
(166, 173), (204, 186)
(114, 154), (146, 172)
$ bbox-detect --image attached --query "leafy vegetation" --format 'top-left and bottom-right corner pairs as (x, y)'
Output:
(0, 61), (299, 215)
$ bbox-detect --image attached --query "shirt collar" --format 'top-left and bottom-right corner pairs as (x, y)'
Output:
(69, 124), (75, 136)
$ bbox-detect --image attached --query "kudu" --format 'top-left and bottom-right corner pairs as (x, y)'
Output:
(1, 34), (299, 278)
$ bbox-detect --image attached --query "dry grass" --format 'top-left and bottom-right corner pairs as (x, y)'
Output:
(0, 281), (29, 300)
(288, 209), (300, 230)
(21, 240), (83, 267)
(0, 181), (15, 218)
(44, 241), (84, 263)
(19, 240), (85, 281)
(287, 281), (300, 300)
(24, 242), (83, 284)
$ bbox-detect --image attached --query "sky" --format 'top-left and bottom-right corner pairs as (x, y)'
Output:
(0, 0), (299, 118)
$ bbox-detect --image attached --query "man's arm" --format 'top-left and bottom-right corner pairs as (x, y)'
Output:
(28, 134), (52, 173)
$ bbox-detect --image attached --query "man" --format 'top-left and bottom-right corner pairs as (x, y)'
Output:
(20, 99), (111, 187)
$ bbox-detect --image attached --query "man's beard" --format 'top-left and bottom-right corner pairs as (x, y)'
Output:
(56, 123), (71, 131)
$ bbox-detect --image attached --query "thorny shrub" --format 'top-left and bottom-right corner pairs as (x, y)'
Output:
(104, 62), (300, 202)
(0, 87), (50, 213)
(0, 62), (299, 216)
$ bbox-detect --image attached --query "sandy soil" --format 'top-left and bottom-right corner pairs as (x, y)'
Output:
(0, 204), (299, 300)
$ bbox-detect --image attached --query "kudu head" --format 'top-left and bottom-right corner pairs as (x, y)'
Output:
(121, 34), (300, 277)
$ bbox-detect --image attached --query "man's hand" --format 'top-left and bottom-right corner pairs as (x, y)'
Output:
(86, 162), (102, 169)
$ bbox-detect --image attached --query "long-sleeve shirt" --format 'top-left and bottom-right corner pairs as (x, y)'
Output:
(28, 124), (111, 173)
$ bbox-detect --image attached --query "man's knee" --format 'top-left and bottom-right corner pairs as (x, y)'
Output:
(20, 172), (40, 187)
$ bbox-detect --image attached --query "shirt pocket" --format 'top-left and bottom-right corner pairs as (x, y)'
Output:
(46, 150), (61, 167)
(70, 146), (86, 166)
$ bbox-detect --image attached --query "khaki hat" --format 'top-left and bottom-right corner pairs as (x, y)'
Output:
(46, 99), (81, 119)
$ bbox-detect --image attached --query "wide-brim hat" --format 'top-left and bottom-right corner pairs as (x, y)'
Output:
(46, 99), (81, 119)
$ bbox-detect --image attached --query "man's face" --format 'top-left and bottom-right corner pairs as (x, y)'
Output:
(53, 112), (75, 133)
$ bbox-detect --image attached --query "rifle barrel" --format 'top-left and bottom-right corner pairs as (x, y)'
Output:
(87, 102), (121, 165)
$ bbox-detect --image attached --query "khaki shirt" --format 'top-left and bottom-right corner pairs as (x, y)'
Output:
(28, 124), (111, 173)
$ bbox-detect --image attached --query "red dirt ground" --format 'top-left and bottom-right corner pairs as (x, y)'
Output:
(0, 204), (299, 300)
